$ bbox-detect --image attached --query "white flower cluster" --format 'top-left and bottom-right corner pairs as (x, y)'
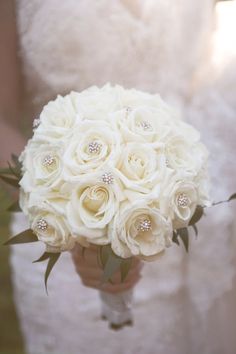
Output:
(19, 84), (210, 259)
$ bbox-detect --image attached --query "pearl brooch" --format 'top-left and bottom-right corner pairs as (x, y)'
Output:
(177, 193), (190, 207)
(102, 172), (114, 185)
(138, 218), (152, 232)
(37, 218), (48, 231)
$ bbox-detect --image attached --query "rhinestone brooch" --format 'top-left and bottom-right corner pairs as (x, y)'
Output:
(88, 141), (101, 154)
(138, 218), (152, 232)
(36, 218), (48, 231)
(43, 155), (55, 166)
(177, 193), (190, 207)
(102, 172), (114, 185)
(140, 121), (152, 131)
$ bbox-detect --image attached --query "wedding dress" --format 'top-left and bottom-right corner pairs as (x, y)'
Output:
(10, 1), (236, 353)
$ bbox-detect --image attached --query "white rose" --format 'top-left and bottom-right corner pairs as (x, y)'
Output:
(164, 135), (208, 174)
(36, 92), (80, 140)
(76, 84), (118, 121)
(30, 206), (75, 252)
(160, 179), (199, 228)
(116, 143), (167, 193)
(63, 120), (121, 180)
(110, 201), (172, 259)
(19, 142), (64, 192)
(112, 106), (173, 144)
(66, 171), (124, 245)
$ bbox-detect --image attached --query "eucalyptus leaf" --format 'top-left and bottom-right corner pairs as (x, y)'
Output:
(4, 229), (38, 245)
(177, 227), (189, 252)
(7, 200), (21, 212)
(44, 253), (61, 293)
(189, 205), (204, 226)
(120, 258), (132, 282)
(228, 193), (236, 202)
(0, 175), (19, 188)
(172, 230), (180, 246)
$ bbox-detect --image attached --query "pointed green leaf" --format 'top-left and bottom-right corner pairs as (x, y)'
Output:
(0, 175), (19, 188)
(228, 193), (236, 202)
(192, 224), (198, 237)
(102, 252), (122, 283)
(189, 205), (204, 226)
(177, 228), (189, 252)
(4, 229), (38, 245)
(100, 245), (111, 269)
(0, 167), (12, 175)
(11, 154), (21, 170)
(33, 252), (51, 263)
(7, 162), (21, 179)
(120, 258), (132, 282)
(44, 253), (61, 293)
(7, 200), (21, 212)
(172, 230), (180, 246)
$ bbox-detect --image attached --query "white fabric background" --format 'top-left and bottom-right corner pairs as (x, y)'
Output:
(10, 1), (236, 353)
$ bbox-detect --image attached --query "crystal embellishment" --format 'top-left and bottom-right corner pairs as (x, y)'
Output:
(88, 141), (101, 154)
(177, 193), (190, 207)
(140, 121), (152, 131)
(33, 118), (40, 128)
(43, 155), (55, 166)
(138, 218), (152, 232)
(37, 218), (48, 231)
(102, 172), (114, 185)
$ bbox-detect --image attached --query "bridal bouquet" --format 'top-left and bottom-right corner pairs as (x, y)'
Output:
(1, 84), (235, 329)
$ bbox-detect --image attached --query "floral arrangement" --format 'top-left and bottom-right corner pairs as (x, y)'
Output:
(1, 84), (235, 328)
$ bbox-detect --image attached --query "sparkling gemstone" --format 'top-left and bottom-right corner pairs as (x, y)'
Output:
(43, 155), (55, 166)
(37, 218), (48, 231)
(177, 193), (190, 207)
(140, 121), (152, 131)
(138, 218), (152, 232)
(102, 172), (114, 185)
(88, 141), (101, 154)
(33, 118), (40, 128)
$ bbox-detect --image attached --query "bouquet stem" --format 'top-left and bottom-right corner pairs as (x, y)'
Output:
(99, 289), (134, 330)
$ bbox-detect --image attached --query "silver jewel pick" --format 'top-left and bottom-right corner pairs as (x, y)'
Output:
(33, 118), (40, 128)
(88, 141), (101, 154)
(43, 155), (55, 166)
(37, 218), (48, 231)
(140, 121), (152, 131)
(138, 218), (152, 232)
(102, 172), (114, 185)
(177, 193), (190, 207)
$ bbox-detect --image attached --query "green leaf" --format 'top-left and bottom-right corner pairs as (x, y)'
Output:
(101, 248), (123, 283)
(44, 252), (61, 293)
(0, 167), (13, 175)
(100, 245), (111, 269)
(177, 228), (189, 252)
(172, 230), (180, 246)
(11, 154), (22, 170)
(228, 193), (236, 202)
(4, 229), (38, 245)
(120, 258), (132, 282)
(0, 175), (19, 188)
(33, 252), (51, 263)
(189, 205), (204, 226)
(7, 200), (21, 212)
(192, 224), (198, 237)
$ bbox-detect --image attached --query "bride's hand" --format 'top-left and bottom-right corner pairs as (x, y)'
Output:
(71, 244), (142, 294)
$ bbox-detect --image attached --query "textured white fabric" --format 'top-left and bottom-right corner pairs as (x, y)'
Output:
(10, 1), (236, 353)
